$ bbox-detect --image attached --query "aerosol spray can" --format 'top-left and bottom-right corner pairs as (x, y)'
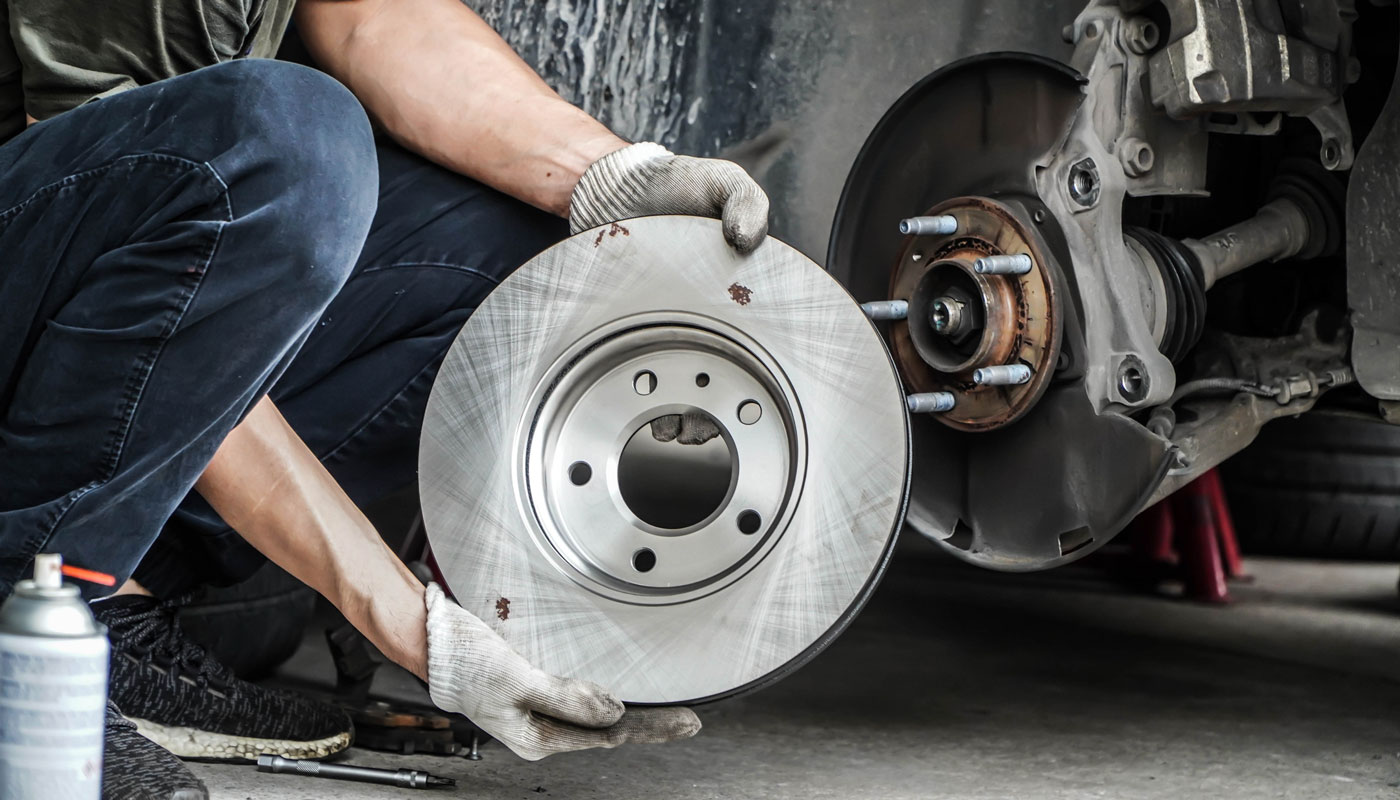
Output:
(0, 554), (109, 799)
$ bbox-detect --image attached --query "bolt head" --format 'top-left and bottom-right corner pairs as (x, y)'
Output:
(1119, 138), (1155, 177)
(1116, 356), (1149, 403)
(1320, 139), (1342, 169)
(1122, 17), (1159, 54)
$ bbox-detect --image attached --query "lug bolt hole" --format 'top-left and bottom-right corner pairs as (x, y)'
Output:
(568, 461), (592, 486)
(737, 400), (762, 425)
(634, 370), (657, 396)
(695, 373), (711, 388)
(738, 510), (763, 535)
(632, 548), (657, 572)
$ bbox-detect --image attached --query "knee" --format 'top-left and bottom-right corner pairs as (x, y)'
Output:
(193, 60), (378, 302)
(212, 59), (378, 222)
(184, 60), (376, 172)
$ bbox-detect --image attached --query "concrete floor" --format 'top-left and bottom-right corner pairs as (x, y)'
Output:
(191, 536), (1400, 799)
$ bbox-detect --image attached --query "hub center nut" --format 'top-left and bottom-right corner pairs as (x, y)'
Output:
(930, 295), (967, 335)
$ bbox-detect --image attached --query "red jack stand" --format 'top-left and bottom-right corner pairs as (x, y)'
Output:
(1126, 468), (1248, 603)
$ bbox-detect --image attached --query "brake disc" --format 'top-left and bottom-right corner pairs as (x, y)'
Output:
(419, 216), (908, 704)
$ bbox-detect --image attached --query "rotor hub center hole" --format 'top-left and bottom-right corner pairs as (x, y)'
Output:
(617, 412), (734, 530)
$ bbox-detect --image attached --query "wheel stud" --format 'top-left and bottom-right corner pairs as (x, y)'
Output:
(907, 392), (956, 413)
(973, 254), (1033, 275)
(973, 364), (1032, 386)
(899, 215), (958, 236)
(860, 300), (908, 321)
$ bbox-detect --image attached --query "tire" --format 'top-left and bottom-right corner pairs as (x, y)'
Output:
(1222, 412), (1400, 560)
(175, 561), (317, 680)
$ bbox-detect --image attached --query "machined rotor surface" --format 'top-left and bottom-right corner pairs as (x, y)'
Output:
(420, 216), (909, 704)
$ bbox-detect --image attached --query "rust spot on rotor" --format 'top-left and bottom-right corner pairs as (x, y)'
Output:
(728, 283), (753, 305)
(495, 597), (511, 621)
(592, 222), (631, 247)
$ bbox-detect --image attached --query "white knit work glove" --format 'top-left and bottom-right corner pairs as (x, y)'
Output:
(572, 142), (767, 446)
(424, 583), (702, 761)
(569, 142), (770, 254)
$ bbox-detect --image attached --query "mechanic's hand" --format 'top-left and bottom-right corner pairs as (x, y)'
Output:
(423, 583), (701, 761)
(570, 142), (770, 253)
(650, 410), (722, 445)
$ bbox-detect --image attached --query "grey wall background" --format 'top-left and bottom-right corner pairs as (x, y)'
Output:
(468, 0), (1082, 261)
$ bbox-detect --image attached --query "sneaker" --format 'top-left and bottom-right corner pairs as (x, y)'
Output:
(94, 595), (352, 761)
(103, 700), (208, 800)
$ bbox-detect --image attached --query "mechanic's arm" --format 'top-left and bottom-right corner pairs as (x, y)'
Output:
(295, 0), (615, 216)
(294, 0), (768, 250)
(195, 396), (700, 760)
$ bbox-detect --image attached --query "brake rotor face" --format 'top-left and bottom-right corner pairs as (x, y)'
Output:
(419, 216), (909, 704)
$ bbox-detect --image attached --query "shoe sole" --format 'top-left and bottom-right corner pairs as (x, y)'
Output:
(129, 716), (352, 762)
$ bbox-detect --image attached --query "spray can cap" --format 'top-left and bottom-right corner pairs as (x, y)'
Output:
(33, 553), (62, 590)
(0, 553), (102, 637)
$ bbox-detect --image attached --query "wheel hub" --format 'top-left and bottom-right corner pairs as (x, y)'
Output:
(827, 53), (1173, 572)
(889, 196), (1062, 431)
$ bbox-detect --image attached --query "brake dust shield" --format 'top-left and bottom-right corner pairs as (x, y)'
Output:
(419, 216), (909, 704)
(827, 53), (1172, 570)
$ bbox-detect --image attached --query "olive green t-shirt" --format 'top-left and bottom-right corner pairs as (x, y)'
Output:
(0, 0), (296, 144)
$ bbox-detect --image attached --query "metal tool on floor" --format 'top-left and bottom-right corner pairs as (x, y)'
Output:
(256, 754), (454, 789)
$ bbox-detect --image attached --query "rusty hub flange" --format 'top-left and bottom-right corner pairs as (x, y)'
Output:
(889, 196), (1061, 431)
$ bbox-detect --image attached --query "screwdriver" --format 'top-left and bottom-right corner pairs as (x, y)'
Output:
(257, 754), (455, 789)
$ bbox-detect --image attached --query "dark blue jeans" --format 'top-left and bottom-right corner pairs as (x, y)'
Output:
(0, 60), (565, 599)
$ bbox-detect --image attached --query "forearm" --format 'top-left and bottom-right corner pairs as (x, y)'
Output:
(295, 0), (626, 216)
(194, 397), (429, 679)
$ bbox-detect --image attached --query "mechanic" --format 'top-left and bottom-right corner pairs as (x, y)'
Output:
(0, 0), (767, 796)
